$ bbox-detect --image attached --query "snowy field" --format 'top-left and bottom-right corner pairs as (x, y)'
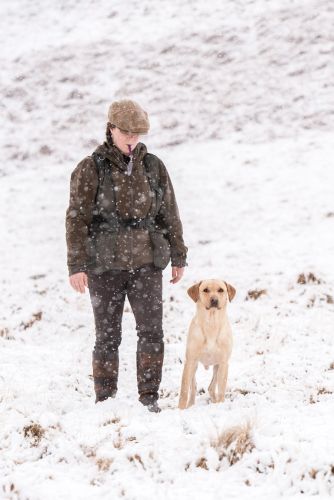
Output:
(1, 0), (334, 498)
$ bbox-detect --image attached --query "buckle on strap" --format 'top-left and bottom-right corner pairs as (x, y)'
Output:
(120, 218), (153, 229)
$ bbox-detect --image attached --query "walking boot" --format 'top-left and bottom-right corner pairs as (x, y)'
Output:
(92, 350), (119, 403)
(137, 341), (164, 412)
(146, 400), (161, 413)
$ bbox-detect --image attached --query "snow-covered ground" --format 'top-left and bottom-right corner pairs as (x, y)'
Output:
(1, 0), (334, 498)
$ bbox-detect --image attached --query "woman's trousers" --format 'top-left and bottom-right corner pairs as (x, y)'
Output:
(87, 264), (164, 405)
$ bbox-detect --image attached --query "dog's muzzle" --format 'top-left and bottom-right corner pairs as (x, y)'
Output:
(206, 297), (219, 309)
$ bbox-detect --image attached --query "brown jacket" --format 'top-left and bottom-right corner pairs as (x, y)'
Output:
(65, 134), (188, 275)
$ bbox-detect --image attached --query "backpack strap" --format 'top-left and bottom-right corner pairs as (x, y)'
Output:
(91, 152), (120, 231)
(143, 153), (164, 217)
(91, 152), (107, 204)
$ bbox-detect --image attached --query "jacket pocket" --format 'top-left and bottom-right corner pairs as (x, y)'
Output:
(87, 231), (117, 272)
(149, 231), (171, 269)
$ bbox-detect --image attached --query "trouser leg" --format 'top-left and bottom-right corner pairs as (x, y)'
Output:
(88, 270), (126, 402)
(127, 264), (164, 405)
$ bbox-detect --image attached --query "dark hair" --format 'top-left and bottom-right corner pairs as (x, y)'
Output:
(106, 122), (115, 146)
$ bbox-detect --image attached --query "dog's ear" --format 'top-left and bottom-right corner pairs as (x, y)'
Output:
(187, 282), (202, 302)
(224, 282), (236, 302)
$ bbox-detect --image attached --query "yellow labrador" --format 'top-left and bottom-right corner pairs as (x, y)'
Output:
(178, 279), (236, 410)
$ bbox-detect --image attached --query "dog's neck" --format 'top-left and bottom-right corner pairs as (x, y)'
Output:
(196, 305), (229, 333)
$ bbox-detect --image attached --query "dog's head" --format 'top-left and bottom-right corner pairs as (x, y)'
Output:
(187, 279), (236, 310)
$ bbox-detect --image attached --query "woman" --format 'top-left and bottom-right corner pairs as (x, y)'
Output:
(66, 99), (188, 412)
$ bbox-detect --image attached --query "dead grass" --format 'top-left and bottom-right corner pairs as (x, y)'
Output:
(159, 388), (178, 399)
(317, 387), (332, 395)
(302, 465), (334, 483)
(102, 417), (120, 426)
(297, 272), (322, 285)
(325, 294), (334, 304)
(211, 423), (255, 466)
(307, 293), (333, 308)
(23, 422), (45, 447)
(39, 145), (52, 155)
(0, 327), (14, 340)
(113, 430), (124, 449)
(2, 483), (21, 497)
(20, 311), (43, 330)
(309, 468), (318, 479)
(0, 327), (9, 337)
(233, 388), (251, 396)
(96, 457), (113, 471)
(128, 454), (146, 470)
(80, 445), (96, 458)
(246, 289), (267, 301)
(309, 387), (332, 404)
(196, 457), (208, 470)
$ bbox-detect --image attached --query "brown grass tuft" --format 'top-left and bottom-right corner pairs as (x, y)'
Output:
(96, 457), (113, 471)
(23, 422), (45, 447)
(113, 432), (123, 449)
(0, 327), (14, 340)
(102, 417), (120, 426)
(297, 272), (322, 285)
(196, 457), (208, 470)
(233, 388), (251, 396)
(20, 311), (43, 330)
(212, 423), (254, 466)
(80, 445), (96, 458)
(128, 454), (145, 470)
(325, 294), (334, 304)
(246, 289), (267, 301)
(317, 387), (332, 396)
(309, 468), (318, 479)
(310, 387), (333, 404)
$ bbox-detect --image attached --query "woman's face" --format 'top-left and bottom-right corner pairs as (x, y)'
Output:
(111, 126), (141, 155)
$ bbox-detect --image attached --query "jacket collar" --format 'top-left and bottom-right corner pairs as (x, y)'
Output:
(93, 127), (147, 172)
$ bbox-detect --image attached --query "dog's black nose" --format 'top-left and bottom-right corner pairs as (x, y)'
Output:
(210, 297), (219, 308)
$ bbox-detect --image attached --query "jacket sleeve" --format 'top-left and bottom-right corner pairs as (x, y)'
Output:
(157, 160), (188, 267)
(65, 156), (98, 276)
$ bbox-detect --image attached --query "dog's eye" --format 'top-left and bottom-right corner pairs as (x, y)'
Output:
(203, 288), (209, 293)
(218, 288), (225, 293)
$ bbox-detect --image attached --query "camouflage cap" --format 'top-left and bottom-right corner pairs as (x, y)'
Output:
(108, 99), (150, 134)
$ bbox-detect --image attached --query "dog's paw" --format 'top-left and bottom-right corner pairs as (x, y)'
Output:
(178, 400), (188, 410)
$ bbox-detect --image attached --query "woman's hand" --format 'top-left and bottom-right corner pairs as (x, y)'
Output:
(69, 272), (88, 293)
(170, 266), (185, 284)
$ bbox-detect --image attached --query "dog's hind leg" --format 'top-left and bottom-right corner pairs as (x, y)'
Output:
(208, 365), (219, 403)
(188, 373), (197, 407)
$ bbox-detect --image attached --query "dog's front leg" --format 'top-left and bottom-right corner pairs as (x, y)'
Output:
(178, 359), (197, 409)
(208, 365), (219, 403)
(216, 361), (229, 403)
(188, 371), (198, 407)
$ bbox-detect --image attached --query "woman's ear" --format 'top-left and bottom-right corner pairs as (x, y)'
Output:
(187, 281), (202, 302)
(224, 282), (236, 302)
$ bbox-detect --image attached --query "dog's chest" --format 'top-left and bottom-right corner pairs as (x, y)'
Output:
(199, 347), (221, 367)
(199, 329), (232, 367)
